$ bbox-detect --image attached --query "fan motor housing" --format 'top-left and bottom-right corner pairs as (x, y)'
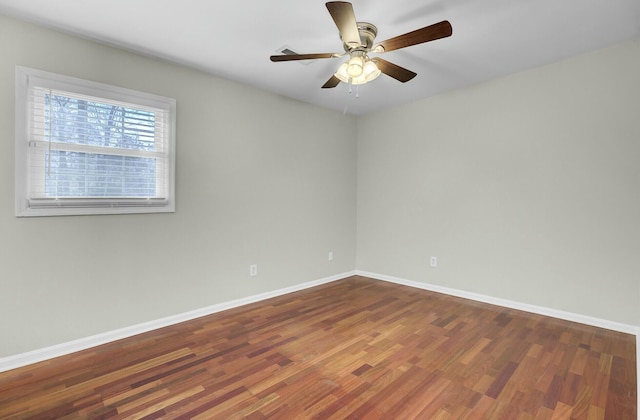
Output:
(343, 22), (377, 51)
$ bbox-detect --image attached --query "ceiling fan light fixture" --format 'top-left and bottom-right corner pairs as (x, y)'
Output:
(363, 60), (381, 82)
(346, 55), (364, 77)
(334, 56), (380, 85)
(335, 62), (350, 83)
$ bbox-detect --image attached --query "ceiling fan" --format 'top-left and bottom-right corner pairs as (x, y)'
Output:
(270, 1), (452, 88)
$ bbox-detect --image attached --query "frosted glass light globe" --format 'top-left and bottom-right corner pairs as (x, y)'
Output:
(347, 56), (364, 77)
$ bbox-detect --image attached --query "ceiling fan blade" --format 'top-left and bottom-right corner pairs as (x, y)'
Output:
(371, 58), (417, 82)
(322, 75), (341, 89)
(326, 2), (362, 48)
(374, 20), (452, 53)
(270, 53), (338, 62)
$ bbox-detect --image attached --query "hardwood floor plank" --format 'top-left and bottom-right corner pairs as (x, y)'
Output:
(0, 276), (635, 418)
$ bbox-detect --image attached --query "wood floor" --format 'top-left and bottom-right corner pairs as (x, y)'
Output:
(0, 276), (636, 419)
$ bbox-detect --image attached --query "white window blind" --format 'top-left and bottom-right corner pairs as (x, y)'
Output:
(15, 67), (176, 216)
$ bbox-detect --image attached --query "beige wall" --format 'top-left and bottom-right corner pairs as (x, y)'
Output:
(0, 15), (357, 357)
(357, 40), (640, 326)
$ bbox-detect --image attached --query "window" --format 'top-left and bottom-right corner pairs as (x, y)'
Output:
(15, 66), (176, 217)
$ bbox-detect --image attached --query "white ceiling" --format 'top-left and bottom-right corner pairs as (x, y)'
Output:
(1, 0), (638, 115)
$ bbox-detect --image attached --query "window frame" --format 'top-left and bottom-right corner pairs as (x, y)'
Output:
(15, 66), (176, 217)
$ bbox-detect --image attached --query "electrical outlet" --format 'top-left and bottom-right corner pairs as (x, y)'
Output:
(430, 256), (437, 268)
(249, 264), (258, 277)
(328, 251), (334, 261)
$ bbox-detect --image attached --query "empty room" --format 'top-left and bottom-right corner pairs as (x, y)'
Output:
(0, 0), (638, 418)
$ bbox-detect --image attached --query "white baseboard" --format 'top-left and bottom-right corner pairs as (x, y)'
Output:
(0, 270), (355, 373)
(356, 270), (639, 335)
